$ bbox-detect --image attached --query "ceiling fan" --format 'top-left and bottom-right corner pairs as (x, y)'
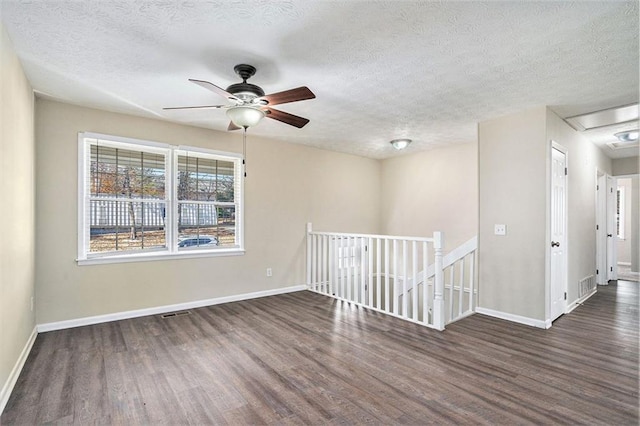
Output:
(164, 64), (315, 130)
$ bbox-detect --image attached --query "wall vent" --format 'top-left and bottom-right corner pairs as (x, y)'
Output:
(161, 310), (191, 318)
(579, 275), (596, 298)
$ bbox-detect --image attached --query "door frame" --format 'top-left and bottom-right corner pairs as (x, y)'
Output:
(546, 141), (568, 326)
(596, 170), (607, 285)
(613, 173), (640, 279)
(606, 175), (618, 281)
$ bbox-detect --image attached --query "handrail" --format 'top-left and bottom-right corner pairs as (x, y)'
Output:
(396, 236), (478, 285)
(307, 230), (435, 243)
(443, 236), (477, 268)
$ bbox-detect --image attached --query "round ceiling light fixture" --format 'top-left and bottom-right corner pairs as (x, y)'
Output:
(226, 106), (265, 128)
(614, 130), (639, 142)
(390, 138), (412, 150)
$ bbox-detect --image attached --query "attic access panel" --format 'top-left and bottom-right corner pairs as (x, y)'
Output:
(565, 104), (639, 131)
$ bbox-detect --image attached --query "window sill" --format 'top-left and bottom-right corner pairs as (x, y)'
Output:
(77, 248), (245, 266)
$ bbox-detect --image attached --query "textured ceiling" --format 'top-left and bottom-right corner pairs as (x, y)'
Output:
(1, 1), (638, 159)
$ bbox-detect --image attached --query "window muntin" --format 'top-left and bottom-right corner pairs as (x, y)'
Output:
(78, 133), (243, 263)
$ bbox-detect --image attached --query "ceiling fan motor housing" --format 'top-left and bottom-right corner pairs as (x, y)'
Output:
(227, 64), (265, 99)
(226, 82), (265, 98)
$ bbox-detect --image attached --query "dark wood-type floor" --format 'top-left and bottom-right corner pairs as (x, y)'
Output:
(3, 281), (638, 425)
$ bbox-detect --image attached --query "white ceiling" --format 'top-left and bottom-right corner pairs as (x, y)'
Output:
(1, 1), (638, 159)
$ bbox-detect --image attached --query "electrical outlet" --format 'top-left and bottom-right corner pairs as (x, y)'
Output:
(266, 268), (273, 277)
(494, 224), (506, 236)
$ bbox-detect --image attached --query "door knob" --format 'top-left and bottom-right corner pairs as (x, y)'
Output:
(551, 241), (560, 247)
(607, 234), (613, 237)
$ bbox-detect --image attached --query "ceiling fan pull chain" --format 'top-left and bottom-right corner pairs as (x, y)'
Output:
(243, 128), (247, 178)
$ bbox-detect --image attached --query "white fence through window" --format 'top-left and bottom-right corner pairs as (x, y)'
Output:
(90, 199), (219, 228)
(306, 223), (477, 330)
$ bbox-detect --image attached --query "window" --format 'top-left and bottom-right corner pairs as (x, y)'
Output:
(78, 133), (243, 264)
(617, 186), (625, 239)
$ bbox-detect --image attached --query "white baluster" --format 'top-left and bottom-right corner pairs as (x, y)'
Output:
(328, 235), (334, 296)
(402, 240), (408, 318)
(422, 241), (428, 324)
(433, 231), (445, 330)
(393, 239), (398, 315)
(449, 265), (454, 323)
(312, 234), (317, 291)
(458, 258), (465, 317)
(340, 237), (347, 298)
(376, 237), (381, 309)
(469, 252), (475, 312)
(385, 239), (390, 313)
(360, 237), (366, 305)
(347, 237), (352, 302)
(306, 223), (312, 289)
(412, 240), (418, 321)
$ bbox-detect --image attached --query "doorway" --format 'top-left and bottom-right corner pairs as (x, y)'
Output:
(615, 175), (639, 282)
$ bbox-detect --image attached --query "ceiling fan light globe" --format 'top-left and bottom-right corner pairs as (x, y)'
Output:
(226, 106), (265, 128)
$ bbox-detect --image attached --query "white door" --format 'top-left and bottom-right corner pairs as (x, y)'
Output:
(596, 173), (607, 285)
(606, 176), (618, 281)
(550, 147), (567, 322)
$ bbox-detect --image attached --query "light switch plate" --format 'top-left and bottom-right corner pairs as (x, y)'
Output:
(494, 224), (506, 236)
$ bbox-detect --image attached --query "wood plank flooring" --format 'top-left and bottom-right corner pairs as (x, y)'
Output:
(2, 280), (638, 425)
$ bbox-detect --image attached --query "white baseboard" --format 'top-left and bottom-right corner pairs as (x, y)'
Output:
(37, 284), (307, 333)
(1, 326), (37, 415)
(475, 307), (549, 329)
(566, 288), (597, 314)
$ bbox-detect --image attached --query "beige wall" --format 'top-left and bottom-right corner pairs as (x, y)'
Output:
(612, 156), (639, 176)
(545, 109), (612, 303)
(478, 107), (613, 323)
(380, 142), (477, 250)
(0, 23), (35, 407)
(35, 99), (380, 324)
(478, 107), (548, 320)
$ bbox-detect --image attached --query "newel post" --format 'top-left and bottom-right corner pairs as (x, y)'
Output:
(306, 223), (313, 289)
(433, 231), (445, 331)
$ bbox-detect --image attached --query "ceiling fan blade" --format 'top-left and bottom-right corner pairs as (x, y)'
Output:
(163, 105), (226, 110)
(227, 121), (242, 131)
(263, 107), (310, 128)
(189, 79), (239, 102)
(259, 87), (315, 106)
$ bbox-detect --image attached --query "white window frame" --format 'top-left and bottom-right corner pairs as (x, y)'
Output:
(77, 132), (244, 265)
